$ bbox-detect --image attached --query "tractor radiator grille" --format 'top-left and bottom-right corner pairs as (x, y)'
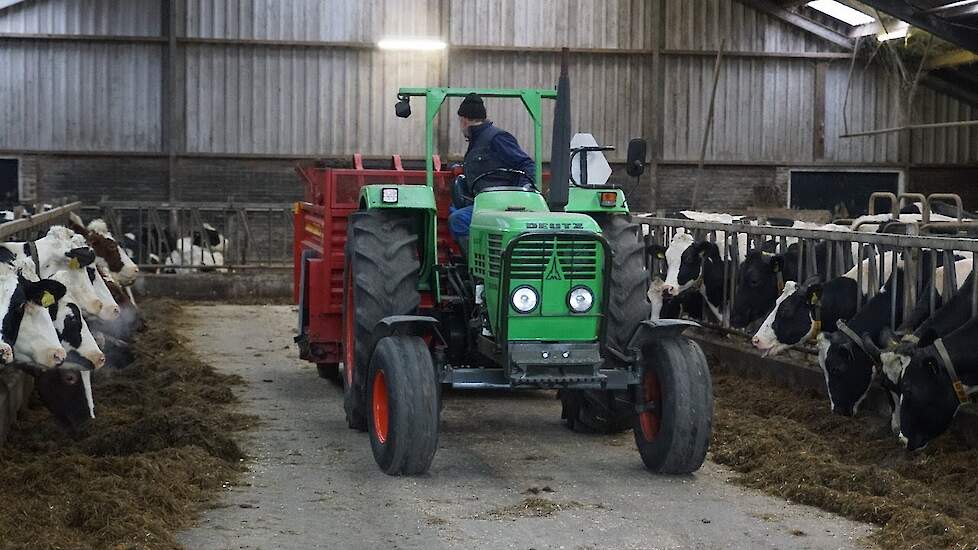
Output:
(490, 236), (598, 279)
(486, 233), (503, 277)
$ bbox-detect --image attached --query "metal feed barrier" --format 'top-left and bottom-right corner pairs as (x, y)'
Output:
(0, 201), (83, 241)
(637, 215), (978, 352)
(81, 200), (294, 270)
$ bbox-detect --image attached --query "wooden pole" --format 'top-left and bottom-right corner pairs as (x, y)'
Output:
(691, 39), (725, 210)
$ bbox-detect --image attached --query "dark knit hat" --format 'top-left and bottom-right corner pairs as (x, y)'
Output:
(457, 93), (486, 119)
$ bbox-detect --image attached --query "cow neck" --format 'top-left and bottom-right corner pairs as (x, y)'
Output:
(836, 319), (880, 367)
(776, 269), (785, 295)
(932, 338), (977, 405)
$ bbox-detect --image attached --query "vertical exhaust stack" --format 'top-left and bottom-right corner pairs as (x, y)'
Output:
(548, 48), (571, 212)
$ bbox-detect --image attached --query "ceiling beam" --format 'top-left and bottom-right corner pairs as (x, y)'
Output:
(858, 0), (978, 52)
(922, 0), (978, 18)
(926, 48), (978, 69)
(734, 0), (855, 48)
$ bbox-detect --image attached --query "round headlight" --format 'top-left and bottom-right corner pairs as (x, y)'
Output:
(567, 286), (594, 313)
(511, 286), (539, 313)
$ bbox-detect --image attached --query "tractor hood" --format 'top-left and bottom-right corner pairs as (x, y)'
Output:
(469, 191), (601, 234)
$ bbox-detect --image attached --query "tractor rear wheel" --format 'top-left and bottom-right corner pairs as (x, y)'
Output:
(368, 335), (440, 475)
(561, 214), (650, 433)
(633, 337), (713, 474)
(342, 210), (421, 431)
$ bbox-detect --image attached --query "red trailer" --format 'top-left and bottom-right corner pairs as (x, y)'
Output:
(292, 155), (459, 380)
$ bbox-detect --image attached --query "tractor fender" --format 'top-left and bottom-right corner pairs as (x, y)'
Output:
(626, 319), (701, 353)
(369, 315), (441, 361)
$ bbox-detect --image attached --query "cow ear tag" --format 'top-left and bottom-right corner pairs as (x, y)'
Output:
(41, 291), (56, 308)
(68, 257), (81, 269)
(656, 252), (665, 259)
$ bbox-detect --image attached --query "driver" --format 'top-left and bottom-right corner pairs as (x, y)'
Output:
(449, 93), (536, 254)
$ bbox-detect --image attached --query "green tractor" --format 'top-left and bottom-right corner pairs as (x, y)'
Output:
(337, 59), (712, 476)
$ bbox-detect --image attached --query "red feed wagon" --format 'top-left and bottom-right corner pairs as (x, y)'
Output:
(292, 154), (459, 381)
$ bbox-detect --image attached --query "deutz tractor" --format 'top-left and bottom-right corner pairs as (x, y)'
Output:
(294, 57), (713, 476)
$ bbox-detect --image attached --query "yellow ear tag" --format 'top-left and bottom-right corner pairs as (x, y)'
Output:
(809, 294), (819, 305)
(41, 291), (56, 308)
(656, 252), (665, 259)
(68, 257), (81, 269)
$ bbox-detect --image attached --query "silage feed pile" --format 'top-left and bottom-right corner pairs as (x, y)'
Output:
(711, 371), (978, 549)
(0, 301), (252, 549)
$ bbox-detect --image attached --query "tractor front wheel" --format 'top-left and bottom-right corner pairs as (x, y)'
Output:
(633, 337), (713, 474)
(368, 335), (440, 475)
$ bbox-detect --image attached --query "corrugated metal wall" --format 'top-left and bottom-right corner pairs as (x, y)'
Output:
(0, 42), (162, 151)
(0, 0), (973, 166)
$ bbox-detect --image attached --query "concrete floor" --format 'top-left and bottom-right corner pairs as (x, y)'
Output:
(176, 305), (875, 550)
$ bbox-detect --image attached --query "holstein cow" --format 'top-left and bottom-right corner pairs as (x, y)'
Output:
(0, 227), (106, 318)
(15, 258), (102, 422)
(751, 251), (903, 356)
(897, 315), (978, 451)
(0, 260), (69, 368)
(817, 270), (907, 418)
(67, 214), (140, 286)
(649, 232), (725, 321)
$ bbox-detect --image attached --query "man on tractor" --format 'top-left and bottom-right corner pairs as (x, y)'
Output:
(449, 92), (536, 255)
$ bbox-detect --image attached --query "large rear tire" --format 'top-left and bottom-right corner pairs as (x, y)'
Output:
(633, 337), (713, 474)
(561, 214), (650, 433)
(342, 210), (421, 431)
(368, 335), (440, 475)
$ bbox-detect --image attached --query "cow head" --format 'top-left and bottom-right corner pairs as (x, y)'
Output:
(87, 230), (139, 286)
(660, 231), (695, 296)
(731, 250), (786, 328)
(50, 301), (106, 370)
(898, 350), (961, 451)
(27, 364), (93, 431)
(818, 330), (874, 417)
(753, 277), (822, 355)
(86, 266), (121, 320)
(4, 269), (68, 368)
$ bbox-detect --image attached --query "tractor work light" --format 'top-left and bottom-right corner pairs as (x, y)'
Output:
(381, 188), (399, 203)
(377, 38), (447, 51)
(599, 191), (618, 207)
(567, 286), (594, 313)
(511, 286), (539, 314)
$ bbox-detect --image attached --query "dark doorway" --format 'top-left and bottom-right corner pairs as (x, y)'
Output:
(789, 171), (900, 218)
(0, 159), (19, 205)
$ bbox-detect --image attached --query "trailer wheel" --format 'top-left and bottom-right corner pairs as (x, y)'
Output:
(316, 363), (341, 384)
(368, 335), (440, 475)
(342, 210), (421, 431)
(633, 337), (713, 474)
(561, 214), (651, 433)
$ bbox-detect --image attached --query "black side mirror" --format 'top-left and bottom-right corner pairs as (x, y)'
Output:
(395, 95), (411, 118)
(626, 138), (647, 178)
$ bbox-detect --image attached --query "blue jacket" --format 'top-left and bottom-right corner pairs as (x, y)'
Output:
(466, 122), (535, 186)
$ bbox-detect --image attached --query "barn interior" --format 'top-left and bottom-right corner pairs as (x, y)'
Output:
(0, 1), (977, 549)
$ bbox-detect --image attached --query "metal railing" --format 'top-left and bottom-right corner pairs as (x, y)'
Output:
(0, 201), (82, 242)
(637, 215), (978, 352)
(81, 200), (294, 270)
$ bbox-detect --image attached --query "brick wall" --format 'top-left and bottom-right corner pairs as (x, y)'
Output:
(21, 154), (978, 216)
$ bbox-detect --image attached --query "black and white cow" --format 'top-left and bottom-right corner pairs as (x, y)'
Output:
(897, 314), (978, 450)
(751, 251), (902, 355)
(816, 269), (907, 418)
(649, 233), (725, 321)
(0, 260), (69, 368)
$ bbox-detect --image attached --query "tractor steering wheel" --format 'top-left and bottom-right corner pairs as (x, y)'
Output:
(468, 168), (535, 192)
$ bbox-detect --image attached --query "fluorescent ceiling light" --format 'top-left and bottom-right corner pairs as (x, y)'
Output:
(877, 26), (909, 41)
(806, 0), (875, 26)
(377, 37), (446, 51)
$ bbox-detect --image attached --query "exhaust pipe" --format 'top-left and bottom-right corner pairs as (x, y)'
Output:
(547, 47), (571, 212)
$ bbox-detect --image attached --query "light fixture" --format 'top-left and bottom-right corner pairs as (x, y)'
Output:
(511, 286), (539, 314)
(877, 26), (909, 41)
(806, 0), (875, 26)
(377, 37), (447, 51)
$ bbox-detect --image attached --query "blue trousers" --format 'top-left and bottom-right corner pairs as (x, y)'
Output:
(448, 205), (473, 241)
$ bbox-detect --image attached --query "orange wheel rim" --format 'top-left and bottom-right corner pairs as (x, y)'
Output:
(639, 371), (661, 441)
(372, 370), (389, 444)
(344, 267), (354, 387)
